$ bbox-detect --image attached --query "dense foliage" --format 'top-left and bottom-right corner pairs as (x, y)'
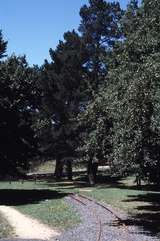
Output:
(81, 0), (160, 184)
(1, 0), (160, 184)
(0, 35), (39, 176)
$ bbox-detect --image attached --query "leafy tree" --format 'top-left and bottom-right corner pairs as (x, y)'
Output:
(78, 89), (113, 184)
(104, 0), (160, 183)
(0, 55), (38, 177)
(78, 0), (123, 184)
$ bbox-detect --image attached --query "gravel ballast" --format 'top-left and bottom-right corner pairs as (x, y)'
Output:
(54, 195), (159, 241)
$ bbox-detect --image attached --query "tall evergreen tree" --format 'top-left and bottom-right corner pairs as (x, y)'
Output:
(79, 0), (123, 93)
(0, 31), (7, 60)
(40, 30), (87, 179)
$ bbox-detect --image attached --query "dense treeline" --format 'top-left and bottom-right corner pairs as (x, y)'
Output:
(1, 0), (160, 185)
(0, 32), (40, 177)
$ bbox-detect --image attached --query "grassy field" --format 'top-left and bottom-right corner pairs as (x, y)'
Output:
(17, 198), (80, 229)
(81, 177), (149, 212)
(30, 159), (86, 174)
(80, 176), (160, 237)
(30, 160), (56, 173)
(0, 170), (160, 238)
(0, 180), (80, 231)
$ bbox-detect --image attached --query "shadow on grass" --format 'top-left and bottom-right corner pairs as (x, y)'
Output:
(45, 175), (160, 238)
(120, 192), (160, 237)
(42, 181), (89, 188)
(4, 171), (160, 238)
(48, 172), (160, 238)
(99, 178), (160, 238)
(0, 189), (69, 206)
(117, 182), (160, 192)
(40, 174), (123, 190)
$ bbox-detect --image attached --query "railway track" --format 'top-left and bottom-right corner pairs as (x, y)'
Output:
(69, 193), (126, 241)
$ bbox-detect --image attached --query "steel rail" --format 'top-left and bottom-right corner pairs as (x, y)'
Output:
(69, 194), (102, 241)
(69, 193), (127, 241)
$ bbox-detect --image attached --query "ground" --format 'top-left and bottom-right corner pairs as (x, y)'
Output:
(0, 164), (160, 240)
(0, 212), (13, 238)
(58, 194), (157, 241)
(0, 205), (59, 240)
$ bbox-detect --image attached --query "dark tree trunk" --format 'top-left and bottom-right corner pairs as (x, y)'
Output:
(66, 159), (73, 180)
(54, 158), (64, 180)
(87, 157), (98, 186)
(135, 174), (141, 186)
(93, 162), (98, 180)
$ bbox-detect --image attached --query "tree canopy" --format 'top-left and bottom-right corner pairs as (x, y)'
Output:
(2, 0), (160, 184)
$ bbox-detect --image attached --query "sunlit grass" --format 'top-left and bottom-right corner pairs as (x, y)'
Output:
(0, 175), (159, 236)
(17, 199), (80, 230)
(0, 180), (80, 231)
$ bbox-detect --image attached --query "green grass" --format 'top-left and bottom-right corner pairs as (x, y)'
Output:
(0, 180), (80, 231)
(30, 159), (86, 174)
(17, 199), (80, 230)
(30, 160), (56, 173)
(0, 175), (160, 236)
(0, 177), (153, 215)
(80, 177), (149, 213)
(78, 176), (160, 236)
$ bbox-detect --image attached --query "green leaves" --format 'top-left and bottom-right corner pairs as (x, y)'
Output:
(78, 0), (160, 183)
(105, 0), (160, 181)
(0, 55), (39, 176)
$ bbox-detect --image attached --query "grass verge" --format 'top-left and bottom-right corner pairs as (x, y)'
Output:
(80, 177), (149, 213)
(0, 180), (80, 231)
(16, 198), (80, 230)
(31, 160), (56, 173)
(0, 175), (160, 237)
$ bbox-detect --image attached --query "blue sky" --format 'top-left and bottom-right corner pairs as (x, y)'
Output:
(0, 0), (130, 66)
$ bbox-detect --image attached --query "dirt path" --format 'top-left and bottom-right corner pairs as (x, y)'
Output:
(0, 205), (60, 240)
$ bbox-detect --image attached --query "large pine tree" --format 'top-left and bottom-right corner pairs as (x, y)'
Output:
(0, 31), (7, 60)
(39, 30), (87, 179)
(79, 0), (123, 93)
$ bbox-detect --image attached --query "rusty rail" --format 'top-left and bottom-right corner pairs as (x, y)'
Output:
(69, 193), (127, 241)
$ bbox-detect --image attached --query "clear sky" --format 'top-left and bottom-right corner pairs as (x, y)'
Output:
(0, 0), (130, 66)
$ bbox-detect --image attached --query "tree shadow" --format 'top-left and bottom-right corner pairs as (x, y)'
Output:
(120, 192), (160, 237)
(39, 174), (123, 190)
(27, 170), (124, 189)
(117, 183), (160, 192)
(75, 173), (160, 238)
(98, 179), (160, 238)
(0, 189), (69, 206)
(96, 175), (124, 186)
(3, 173), (159, 238)
(74, 170), (123, 184)
(39, 180), (91, 190)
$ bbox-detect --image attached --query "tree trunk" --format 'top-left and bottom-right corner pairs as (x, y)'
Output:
(87, 158), (98, 186)
(93, 162), (98, 181)
(66, 159), (73, 180)
(135, 174), (141, 186)
(54, 158), (63, 180)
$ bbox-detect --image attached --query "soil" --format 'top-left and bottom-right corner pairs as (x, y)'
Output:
(0, 206), (60, 240)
